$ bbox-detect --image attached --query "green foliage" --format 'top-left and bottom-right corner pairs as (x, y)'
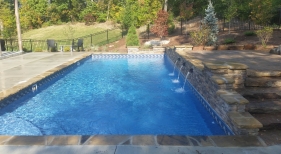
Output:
(224, 38), (235, 44)
(256, 27), (273, 48)
(168, 12), (175, 34)
(244, 31), (256, 36)
(249, 0), (273, 26)
(63, 46), (71, 52)
(97, 13), (107, 23)
(126, 25), (139, 46)
(121, 1), (135, 30)
(34, 48), (43, 52)
(0, 1), (16, 38)
(190, 24), (210, 46)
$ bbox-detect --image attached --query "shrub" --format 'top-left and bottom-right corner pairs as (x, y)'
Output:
(256, 27), (273, 48)
(190, 24), (210, 46)
(126, 25), (139, 46)
(97, 13), (107, 23)
(168, 23), (175, 34)
(63, 46), (71, 52)
(244, 31), (256, 36)
(224, 38), (235, 44)
(151, 10), (169, 39)
(51, 47), (57, 52)
(84, 13), (96, 25)
(34, 48), (43, 52)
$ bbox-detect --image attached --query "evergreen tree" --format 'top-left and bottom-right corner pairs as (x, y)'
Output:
(202, 0), (218, 46)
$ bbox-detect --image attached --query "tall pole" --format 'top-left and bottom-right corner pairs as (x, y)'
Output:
(164, 0), (168, 11)
(15, 0), (23, 52)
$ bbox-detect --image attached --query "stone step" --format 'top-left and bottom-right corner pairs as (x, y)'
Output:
(246, 100), (281, 114)
(251, 113), (281, 130)
(236, 87), (281, 96)
(245, 77), (281, 87)
(247, 69), (281, 77)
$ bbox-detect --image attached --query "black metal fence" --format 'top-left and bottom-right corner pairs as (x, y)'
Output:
(1, 28), (123, 52)
(218, 18), (280, 31)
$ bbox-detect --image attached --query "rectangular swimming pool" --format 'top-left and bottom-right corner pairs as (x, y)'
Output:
(0, 54), (230, 135)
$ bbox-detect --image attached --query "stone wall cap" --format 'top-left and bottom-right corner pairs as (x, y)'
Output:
(228, 112), (263, 129)
(203, 62), (248, 70)
(217, 90), (249, 104)
(211, 76), (234, 84)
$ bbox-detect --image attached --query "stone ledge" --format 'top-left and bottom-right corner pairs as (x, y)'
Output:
(211, 76), (234, 85)
(203, 62), (248, 70)
(217, 90), (249, 105)
(247, 69), (281, 77)
(228, 111), (263, 129)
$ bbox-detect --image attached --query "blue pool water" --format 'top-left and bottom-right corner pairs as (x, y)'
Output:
(0, 55), (226, 135)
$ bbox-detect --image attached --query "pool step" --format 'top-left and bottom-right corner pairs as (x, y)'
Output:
(251, 113), (281, 130)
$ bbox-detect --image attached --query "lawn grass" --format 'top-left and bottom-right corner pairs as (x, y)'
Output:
(22, 23), (109, 40)
(18, 23), (122, 52)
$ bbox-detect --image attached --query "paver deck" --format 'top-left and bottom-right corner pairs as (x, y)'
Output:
(184, 50), (281, 71)
(0, 51), (281, 154)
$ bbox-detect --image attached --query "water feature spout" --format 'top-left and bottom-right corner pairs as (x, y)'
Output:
(32, 84), (38, 92)
(169, 58), (181, 76)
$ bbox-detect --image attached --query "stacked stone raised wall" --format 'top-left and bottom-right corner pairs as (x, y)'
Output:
(165, 48), (262, 135)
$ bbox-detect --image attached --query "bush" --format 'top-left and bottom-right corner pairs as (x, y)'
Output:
(256, 27), (273, 48)
(244, 31), (256, 36)
(224, 38), (235, 44)
(34, 48), (43, 52)
(63, 46), (71, 52)
(168, 23), (175, 34)
(126, 25), (139, 46)
(190, 24), (210, 46)
(97, 13), (107, 23)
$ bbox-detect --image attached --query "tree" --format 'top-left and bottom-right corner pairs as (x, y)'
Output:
(151, 10), (169, 39)
(0, 0), (16, 38)
(179, 2), (193, 20)
(15, 0), (23, 52)
(202, 0), (218, 46)
(19, 0), (48, 30)
(225, 0), (237, 34)
(249, 0), (273, 26)
(126, 25), (139, 46)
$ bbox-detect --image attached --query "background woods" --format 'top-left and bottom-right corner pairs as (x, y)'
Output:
(0, 0), (281, 39)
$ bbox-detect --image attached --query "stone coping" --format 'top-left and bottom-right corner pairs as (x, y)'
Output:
(247, 69), (281, 77)
(228, 112), (263, 129)
(0, 135), (268, 147)
(211, 76), (234, 85)
(203, 62), (248, 70)
(0, 53), (92, 103)
(217, 90), (249, 105)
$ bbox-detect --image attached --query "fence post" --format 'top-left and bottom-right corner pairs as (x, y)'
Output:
(121, 26), (123, 38)
(30, 39), (32, 52)
(5, 39), (8, 51)
(148, 24), (150, 40)
(180, 18), (183, 35)
(107, 30), (109, 44)
(91, 34), (93, 46)
(248, 20), (251, 30)
(11, 39), (13, 51)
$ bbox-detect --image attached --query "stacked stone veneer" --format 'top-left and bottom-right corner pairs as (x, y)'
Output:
(165, 48), (262, 135)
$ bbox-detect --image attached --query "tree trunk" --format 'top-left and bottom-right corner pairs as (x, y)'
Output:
(15, 0), (23, 52)
(164, 0), (168, 11)
(107, 0), (111, 21)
